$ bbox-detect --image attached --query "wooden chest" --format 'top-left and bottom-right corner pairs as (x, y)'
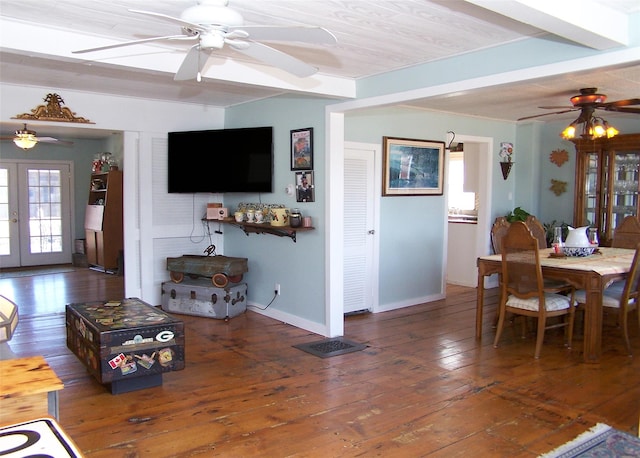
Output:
(66, 298), (185, 394)
(166, 254), (248, 287)
(161, 280), (247, 320)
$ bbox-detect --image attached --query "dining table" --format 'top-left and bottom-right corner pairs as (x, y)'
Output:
(476, 247), (636, 363)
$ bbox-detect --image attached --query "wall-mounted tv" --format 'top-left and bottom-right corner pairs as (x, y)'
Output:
(168, 126), (273, 193)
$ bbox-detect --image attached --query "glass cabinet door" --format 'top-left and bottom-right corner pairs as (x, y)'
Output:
(610, 152), (640, 232)
(583, 152), (600, 228)
(574, 135), (640, 246)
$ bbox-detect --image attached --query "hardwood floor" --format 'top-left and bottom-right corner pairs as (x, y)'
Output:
(1, 268), (639, 457)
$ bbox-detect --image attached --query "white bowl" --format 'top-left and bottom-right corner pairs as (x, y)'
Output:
(563, 246), (596, 257)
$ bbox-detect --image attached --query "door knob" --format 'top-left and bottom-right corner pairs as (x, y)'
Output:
(11, 218), (17, 223)
(368, 230), (375, 234)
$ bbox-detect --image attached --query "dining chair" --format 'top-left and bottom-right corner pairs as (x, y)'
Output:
(490, 216), (510, 254)
(525, 215), (548, 249)
(574, 242), (640, 356)
(493, 222), (576, 359)
(612, 216), (640, 249)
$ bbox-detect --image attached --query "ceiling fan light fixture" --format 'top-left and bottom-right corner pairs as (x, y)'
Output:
(560, 114), (619, 141)
(13, 125), (38, 150)
(590, 117), (607, 138)
(604, 121), (619, 139)
(560, 123), (577, 140)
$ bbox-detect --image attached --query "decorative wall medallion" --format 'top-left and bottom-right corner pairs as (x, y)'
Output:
(550, 179), (567, 196)
(550, 149), (569, 167)
(12, 93), (94, 124)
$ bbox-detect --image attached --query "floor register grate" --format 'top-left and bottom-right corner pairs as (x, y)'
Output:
(293, 337), (367, 358)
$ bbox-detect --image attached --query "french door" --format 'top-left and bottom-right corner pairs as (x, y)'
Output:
(0, 160), (73, 268)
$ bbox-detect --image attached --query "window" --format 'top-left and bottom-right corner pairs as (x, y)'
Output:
(448, 151), (477, 213)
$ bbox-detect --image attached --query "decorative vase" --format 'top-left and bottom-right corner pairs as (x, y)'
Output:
(500, 161), (514, 180)
(270, 208), (288, 227)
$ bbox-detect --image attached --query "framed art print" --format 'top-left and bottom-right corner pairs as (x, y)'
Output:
(295, 171), (315, 202)
(291, 127), (313, 170)
(382, 136), (445, 196)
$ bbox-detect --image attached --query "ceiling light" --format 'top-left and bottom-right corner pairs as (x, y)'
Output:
(560, 123), (577, 140)
(13, 125), (38, 150)
(560, 115), (618, 141)
(590, 118), (606, 138)
(604, 122), (619, 138)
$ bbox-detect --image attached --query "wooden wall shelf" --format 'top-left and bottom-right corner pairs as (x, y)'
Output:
(205, 218), (314, 243)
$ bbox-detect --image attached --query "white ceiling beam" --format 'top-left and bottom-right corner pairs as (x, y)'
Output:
(465, 0), (629, 49)
(0, 18), (355, 99)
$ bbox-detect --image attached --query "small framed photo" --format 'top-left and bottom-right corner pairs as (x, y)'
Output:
(296, 171), (315, 202)
(382, 136), (445, 196)
(291, 127), (313, 170)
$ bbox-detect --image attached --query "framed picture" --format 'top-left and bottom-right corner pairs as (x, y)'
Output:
(291, 127), (313, 170)
(295, 171), (315, 202)
(382, 136), (445, 196)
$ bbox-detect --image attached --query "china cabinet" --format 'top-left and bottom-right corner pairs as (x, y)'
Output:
(573, 134), (640, 246)
(84, 170), (123, 272)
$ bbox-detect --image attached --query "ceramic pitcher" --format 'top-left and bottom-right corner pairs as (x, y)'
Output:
(565, 226), (590, 247)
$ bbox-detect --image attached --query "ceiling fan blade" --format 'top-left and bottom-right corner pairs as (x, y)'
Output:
(237, 26), (337, 45)
(73, 35), (195, 54)
(174, 45), (211, 81)
(602, 106), (640, 114)
(538, 105), (574, 109)
(36, 137), (74, 146)
(233, 42), (318, 78)
(517, 108), (578, 121)
(128, 9), (209, 33)
(604, 98), (640, 107)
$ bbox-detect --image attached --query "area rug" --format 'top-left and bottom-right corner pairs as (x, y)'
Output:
(539, 423), (640, 457)
(0, 266), (76, 279)
(293, 337), (367, 358)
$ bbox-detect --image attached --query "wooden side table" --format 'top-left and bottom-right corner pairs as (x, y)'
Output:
(0, 355), (63, 426)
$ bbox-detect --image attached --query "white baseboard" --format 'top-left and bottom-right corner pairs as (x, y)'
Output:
(374, 292), (446, 314)
(247, 302), (330, 337)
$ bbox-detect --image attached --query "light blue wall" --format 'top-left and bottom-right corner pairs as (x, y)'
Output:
(0, 137), (113, 238)
(345, 106), (516, 304)
(224, 98), (519, 318)
(537, 117), (640, 227)
(223, 96), (331, 324)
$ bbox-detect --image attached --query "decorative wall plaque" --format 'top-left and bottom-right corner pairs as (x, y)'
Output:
(12, 93), (94, 124)
(550, 149), (569, 167)
(550, 179), (567, 196)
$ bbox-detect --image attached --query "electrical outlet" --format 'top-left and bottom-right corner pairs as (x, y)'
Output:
(275, 283), (281, 295)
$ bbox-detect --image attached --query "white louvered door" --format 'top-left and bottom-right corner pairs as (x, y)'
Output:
(344, 146), (375, 314)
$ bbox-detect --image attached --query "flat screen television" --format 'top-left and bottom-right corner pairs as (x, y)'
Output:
(167, 126), (273, 193)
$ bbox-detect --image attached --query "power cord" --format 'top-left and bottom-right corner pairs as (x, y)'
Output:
(248, 290), (278, 311)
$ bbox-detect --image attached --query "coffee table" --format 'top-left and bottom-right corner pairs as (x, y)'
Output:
(66, 298), (185, 394)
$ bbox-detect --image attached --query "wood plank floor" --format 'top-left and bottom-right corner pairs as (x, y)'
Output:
(1, 267), (639, 457)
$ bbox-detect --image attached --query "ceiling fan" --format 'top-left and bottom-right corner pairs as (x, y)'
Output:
(0, 124), (74, 150)
(519, 88), (640, 121)
(518, 88), (640, 139)
(72, 0), (337, 81)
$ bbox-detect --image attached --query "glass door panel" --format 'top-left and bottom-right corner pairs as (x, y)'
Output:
(583, 152), (600, 228)
(17, 162), (72, 266)
(611, 153), (639, 231)
(0, 163), (20, 267)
